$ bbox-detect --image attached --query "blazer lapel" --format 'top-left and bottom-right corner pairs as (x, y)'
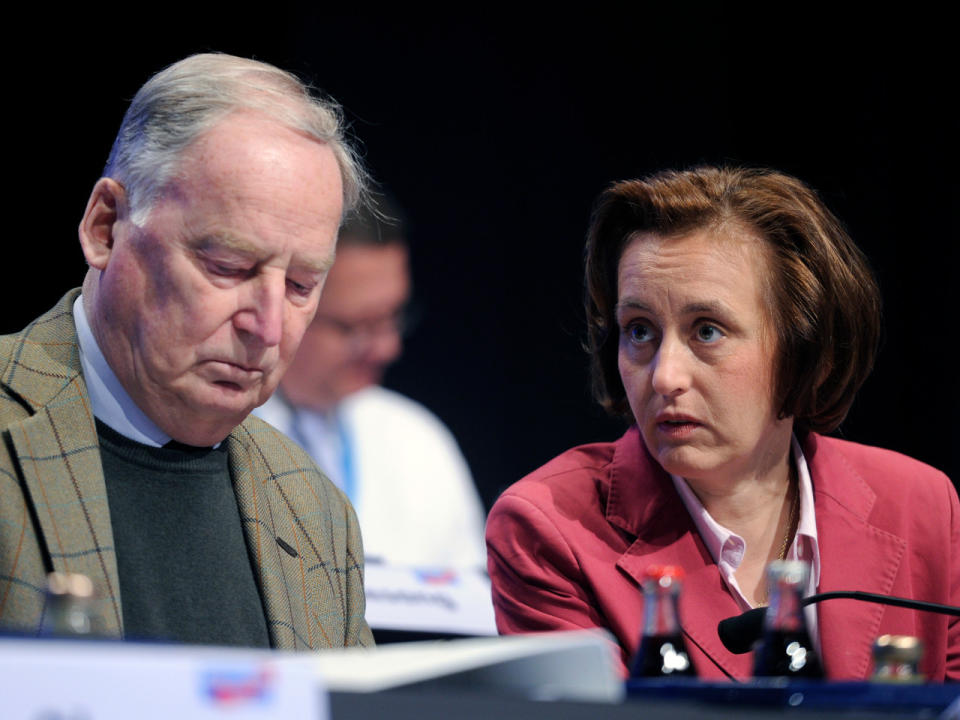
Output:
(608, 429), (754, 680)
(228, 422), (316, 651)
(2, 291), (122, 636)
(805, 434), (906, 679)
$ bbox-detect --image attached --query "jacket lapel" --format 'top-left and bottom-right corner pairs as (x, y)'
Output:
(597, 429), (908, 680)
(2, 291), (123, 636)
(607, 429), (753, 680)
(805, 434), (906, 679)
(227, 422), (315, 651)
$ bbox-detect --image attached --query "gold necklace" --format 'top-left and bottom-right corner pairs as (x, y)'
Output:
(757, 472), (799, 606)
(776, 476), (799, 561)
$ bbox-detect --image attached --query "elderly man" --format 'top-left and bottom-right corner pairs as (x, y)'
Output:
(0, 54), (372, 649)
(255, 201), (487, 570)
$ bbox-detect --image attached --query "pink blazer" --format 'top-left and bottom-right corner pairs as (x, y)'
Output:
(486, 427), (960, 681)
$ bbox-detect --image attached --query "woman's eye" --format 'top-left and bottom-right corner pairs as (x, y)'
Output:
(696, 324), (723, 343)
(627, 323), (654, 344)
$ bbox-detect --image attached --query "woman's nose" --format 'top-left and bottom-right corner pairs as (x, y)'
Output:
(650, 337), (692, 396)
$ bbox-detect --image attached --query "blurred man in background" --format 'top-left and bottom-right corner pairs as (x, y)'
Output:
(256, 199), (487, 570)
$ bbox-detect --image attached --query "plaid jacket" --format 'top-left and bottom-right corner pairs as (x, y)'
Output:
(0, 290), (373, 649)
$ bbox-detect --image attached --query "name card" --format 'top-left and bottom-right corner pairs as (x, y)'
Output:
(364, 564), (497, 636)
(0, 638), (324, 720)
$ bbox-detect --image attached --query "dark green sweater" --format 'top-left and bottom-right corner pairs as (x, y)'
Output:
(98, 421), (270, 647)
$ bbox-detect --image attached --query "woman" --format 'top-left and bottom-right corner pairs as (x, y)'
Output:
(486, 167), (959, 681)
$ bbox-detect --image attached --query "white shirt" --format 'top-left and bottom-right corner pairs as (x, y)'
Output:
(671, 436), (821, 641)
(255, 386), (487, 570)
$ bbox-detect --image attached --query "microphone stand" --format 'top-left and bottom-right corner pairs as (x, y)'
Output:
(718, 591), (960, 655)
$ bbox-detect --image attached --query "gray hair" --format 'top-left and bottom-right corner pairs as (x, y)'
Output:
(104, 53), (366, 223)
(339, 192), (406, 248)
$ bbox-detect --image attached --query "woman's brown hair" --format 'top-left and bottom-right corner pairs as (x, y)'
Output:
(584, 166), (881, 434)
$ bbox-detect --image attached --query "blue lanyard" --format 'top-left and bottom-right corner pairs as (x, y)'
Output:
(335, 412), (357, 511)
(289, 405), (358, 510)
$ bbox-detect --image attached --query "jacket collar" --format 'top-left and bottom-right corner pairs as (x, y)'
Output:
(2, 290), (85, 413)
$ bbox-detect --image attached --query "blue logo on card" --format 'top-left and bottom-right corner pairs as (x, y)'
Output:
(201, 664), (275, 705)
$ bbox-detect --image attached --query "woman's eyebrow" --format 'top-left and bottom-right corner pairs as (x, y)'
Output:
(615, 299), (652, 314)
(682, 301), (728, 315)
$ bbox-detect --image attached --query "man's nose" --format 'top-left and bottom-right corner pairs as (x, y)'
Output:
(235, 276), (284, 347)
(650, 336), (692, 397)
(350, 319), (403, 367)
(368, 325), (403, 366)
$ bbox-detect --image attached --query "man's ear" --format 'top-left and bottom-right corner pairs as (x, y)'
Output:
(78, 178), (128, 270)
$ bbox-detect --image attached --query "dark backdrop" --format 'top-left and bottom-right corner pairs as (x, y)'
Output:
(7, 11), (956, 507)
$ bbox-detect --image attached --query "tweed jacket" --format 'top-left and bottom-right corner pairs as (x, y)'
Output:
(487, 426), (960, 681)
(0, 290), (373, 649)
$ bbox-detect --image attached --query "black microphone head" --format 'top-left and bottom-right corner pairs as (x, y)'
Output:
(717, 607), (766, 654)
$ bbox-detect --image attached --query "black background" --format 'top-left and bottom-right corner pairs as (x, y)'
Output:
(7, 10), (956, 507)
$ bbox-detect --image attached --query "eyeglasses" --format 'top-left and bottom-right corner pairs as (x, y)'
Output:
(311, 304), (416, 350)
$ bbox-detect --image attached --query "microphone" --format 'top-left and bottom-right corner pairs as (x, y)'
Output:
(718, 591), (960, 654)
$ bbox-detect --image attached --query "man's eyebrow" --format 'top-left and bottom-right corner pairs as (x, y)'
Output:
(189, 234), (260, 257)
(190, 235), (336, 274)
(302, 251), (336, 275)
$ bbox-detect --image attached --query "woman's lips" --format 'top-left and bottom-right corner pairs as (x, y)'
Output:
(655, 416), (703, 439)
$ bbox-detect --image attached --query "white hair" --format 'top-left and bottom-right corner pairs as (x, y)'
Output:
(103, 53), (366, 223)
